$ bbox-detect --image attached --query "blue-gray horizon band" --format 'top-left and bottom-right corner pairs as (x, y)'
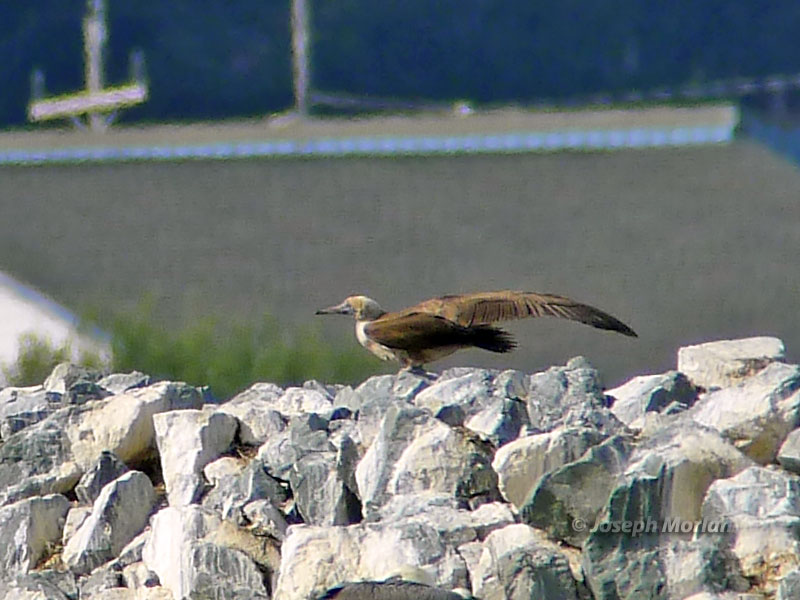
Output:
(0, 125), (733, 166)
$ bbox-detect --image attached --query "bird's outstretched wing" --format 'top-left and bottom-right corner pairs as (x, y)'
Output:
(410, 290), (637, 337)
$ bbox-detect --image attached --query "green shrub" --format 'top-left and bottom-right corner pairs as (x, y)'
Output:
(1, 333), (104, 387)
(105, 303), (383, 400)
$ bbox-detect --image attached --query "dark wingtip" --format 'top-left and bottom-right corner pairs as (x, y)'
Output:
(472, 325), (517, 353)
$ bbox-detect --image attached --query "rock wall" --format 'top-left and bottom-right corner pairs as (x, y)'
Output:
(1, 337), (799, 599)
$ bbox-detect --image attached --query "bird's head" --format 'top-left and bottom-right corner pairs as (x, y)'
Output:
(316, 295), (386, 321)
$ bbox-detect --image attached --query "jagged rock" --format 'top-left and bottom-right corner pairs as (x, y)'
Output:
(607, 371), (698, 427)
(0, 384), (62, 440)
(778, 429), (800, 474)
(520, 434), (634, 546)
(142, 505), (273, 600)
(77, 564), (124, 598)
(274, 499), (512, 600)
(702, 466), (800, 592)
(0, 494), (69, 579)
(75, 451), (130, 505)
(63, 471), (156, 575)
(257, 412), (335, 479)
(153, 408), (237, 506)
(62, 506), (92, 545)
(243, 499), (289, 540)
(289, 449), (362, 526)
(97, 371), (152, 394)
(43, 362), (101, 394)
(526, 357), (623, 435)
(464, 397), (528, 447)
(0, 570), (78, 600)
(678, 337), (786, 390)
(778, 569), (800, 600)
(689, 361), (800, 463)
(215, 382), (285, 445)
(470, 524), (579, 600)
(356, 406), (497, 519)
(339, 372), (430, 448)
(272, 386), (334, 417)
(202, 459), (288, 524)
(67, 381), (204, 469)
(414, 368), (498, 421)
(121, 560), (159, 590)
(582, 422), (754, 600)
(0, 404), (84, 506)
(317, 580), (466, 599)
(203, 455), (245, 485)
(492, 426), (607, 509)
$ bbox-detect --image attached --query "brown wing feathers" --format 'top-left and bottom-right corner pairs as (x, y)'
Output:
(413, 291), (637, 337)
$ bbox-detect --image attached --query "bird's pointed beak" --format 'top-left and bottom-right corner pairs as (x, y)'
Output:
(315, 300), (353, 316)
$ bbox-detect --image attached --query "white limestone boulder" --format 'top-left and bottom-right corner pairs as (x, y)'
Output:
(678, 336), (786, 390)
(153, 408), (238, 506)
(142, 505), (274, 600)
(0, 494), (69, 579)
(492, 426), (606, 509)
(470, 524), (580, 600)
(689, 361), (800, 463)
(702, 466), (800, 592)
(67, 381), (204, 470)
(62, 471), (156, 574)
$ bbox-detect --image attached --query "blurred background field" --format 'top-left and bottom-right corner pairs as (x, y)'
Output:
(2, 129), (798, 388)
(2, 2), (800, 394)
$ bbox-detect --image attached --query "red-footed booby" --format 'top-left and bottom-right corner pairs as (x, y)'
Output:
(316, 290), (637, 370)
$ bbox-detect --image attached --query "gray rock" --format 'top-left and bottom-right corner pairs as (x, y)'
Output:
(520, 434), (634, 546)
(0, 385), (62, 440)
(689, 361), (800, 463)
(0, 404), (84, 506)
(778, 428), (800, 474)
(67, 381), (204, 470)
(607, 371), (698, 428)
(202, 460), (288, 524)
(215, 382), (285, 445)
(62, 506), (92, 546)
(274, 500), (512, 599)
(342, 372), (430, 447)
(121, 561), (159, 590)
(493, 426), (607, 509)
(0, 494), (69, 579)
(257, 412), (334, 480)
(464, 397), (528, 447)
(414, 369), (497, 422)
(526, 358), (623, 435)
(318, 580), (466, 599)
(356, 406), (498, 519)
(96, 371), (152, 394)
(142, 505), (272, 600)
(678, 336), (786, 390)
(43, 362), (101, 394)
(74, 451), (129, 505)
(581, 423), (753, 600)
(273, 386), (334, 417)
(470, 524), (579, 600)
(153, 409), (238, 506)
(290, 450), (361, 526)
(63, 471), (156, 575)
(243, 499), (289, 540)
(0, 570), (77, 600)
(702, 466), (800, 593)
(778, 569), (800, 600)
(77, 564), (124, 598)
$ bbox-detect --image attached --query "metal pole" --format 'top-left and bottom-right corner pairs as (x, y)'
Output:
(291, 0), (310, 116)
(84, 0), (107, 132)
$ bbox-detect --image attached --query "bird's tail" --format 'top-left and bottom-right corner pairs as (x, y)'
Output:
(470, 325), (516, 353)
